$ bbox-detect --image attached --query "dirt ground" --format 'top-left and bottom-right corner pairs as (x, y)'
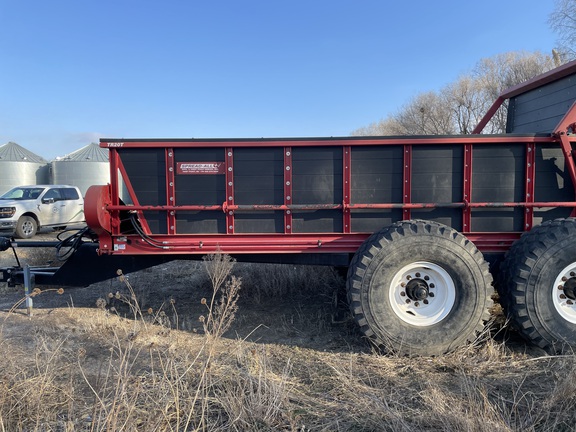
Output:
(0, 231), (363, 353)
(2, 231), (575, 431)
(0, 230), (537, 356)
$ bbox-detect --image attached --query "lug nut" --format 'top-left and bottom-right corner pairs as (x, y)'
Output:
(429, 292), (435, 297)
(430, 284), (435, 288)
(568, 300), (574, 305)
(400, 291), (406, 297)
(423, 299), (429, 305)
(415, 272), (421, 278)
(405, 299), (411, 304)
(406, 275), (412, 280)
(559, 285), (565, 290)
(571, 272), (576, 277)
(424, 276), (430, 281)
(401, 283), (406, 287)
(562, 277), (568, 282)
(561, 294), (567, 299)
(414, 302), (420, 307)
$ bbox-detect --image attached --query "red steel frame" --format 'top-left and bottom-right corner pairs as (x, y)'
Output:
(284, 147), (293, 234)
(463, 143), (473, 231)
(403, 145), (412, 221)
(343, 146), (352, 234)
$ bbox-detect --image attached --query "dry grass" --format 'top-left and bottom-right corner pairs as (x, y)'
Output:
(1, 251), (576, 431)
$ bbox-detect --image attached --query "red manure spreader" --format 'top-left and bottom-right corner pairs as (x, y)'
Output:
(3, 61), (576, 355)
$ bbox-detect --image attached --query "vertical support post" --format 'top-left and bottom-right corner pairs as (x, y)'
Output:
(109, 149), (119, 207)
(23, 265), (33, 316)
(553, 101), (576, 216)
(226, 148), (235, 234)
(403, 145), (412, 220)
(166, 148), (176, 235)
(109, 149), (120, 235)
(559, 134), (576, 193)
(463, 144), (473, 233)
(284, 147), (293, 234)
(116, 156), (152, 234)
(525, 142), (536, 231)
(343, 146), (352, 233)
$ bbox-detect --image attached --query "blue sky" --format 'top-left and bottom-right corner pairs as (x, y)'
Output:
(0, 1), (558, 160)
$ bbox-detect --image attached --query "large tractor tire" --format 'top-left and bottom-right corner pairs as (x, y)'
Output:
(347, 220), (493, 356)
(498, 218), (576, 353)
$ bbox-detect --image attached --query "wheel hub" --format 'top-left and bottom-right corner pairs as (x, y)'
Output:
(552, 264), (576, 324)
(406, 279), (429, 301)
(562, 277), (576, 301)
(390, 261), (455, 326)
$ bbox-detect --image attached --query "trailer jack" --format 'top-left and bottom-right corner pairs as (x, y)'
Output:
(22, 265), (34, 316)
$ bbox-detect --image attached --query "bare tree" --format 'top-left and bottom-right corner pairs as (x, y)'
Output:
(352, 92), (455, 136)
(441, 75), (486, 135)
(352, 51), (555, 136)
(394, 92), (455, 135)
(350, 117), (404, 136)
(471, 51), (556, 133)
(549, 0), (576, 61)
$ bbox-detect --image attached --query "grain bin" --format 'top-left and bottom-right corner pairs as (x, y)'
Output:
(50, 143), (109, 196)
(0, 142), (49, 194)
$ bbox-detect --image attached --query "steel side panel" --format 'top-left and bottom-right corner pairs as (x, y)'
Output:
(507, 74), (576, 133)
(100, 134), (576, 257)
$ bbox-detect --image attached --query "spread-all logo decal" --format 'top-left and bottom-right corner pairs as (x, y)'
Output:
(177, 162), (225, 175)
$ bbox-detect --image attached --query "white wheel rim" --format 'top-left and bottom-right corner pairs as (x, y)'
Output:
(23, 221), (34, 236)
(552, 263), (576, 324)
(389, 261), (456, 326)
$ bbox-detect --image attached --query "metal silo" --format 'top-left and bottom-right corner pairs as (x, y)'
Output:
(0, 142), (49, 195)
(50, 143), (110, 196)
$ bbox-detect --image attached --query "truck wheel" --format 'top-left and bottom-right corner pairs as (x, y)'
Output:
(498, 218), (576, 352)
(15, 216), (38, 239)
(347, 220), (493, 356)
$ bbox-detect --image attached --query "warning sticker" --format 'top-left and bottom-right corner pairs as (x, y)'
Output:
(177, 162), (225, 175)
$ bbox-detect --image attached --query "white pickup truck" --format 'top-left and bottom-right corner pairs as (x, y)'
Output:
(0, 185), (85, 238)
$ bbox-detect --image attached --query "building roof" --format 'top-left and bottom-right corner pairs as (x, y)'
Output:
(473, 59), (576, 134)
(0, 142), (47, 163)
(56, 143), (109, 162)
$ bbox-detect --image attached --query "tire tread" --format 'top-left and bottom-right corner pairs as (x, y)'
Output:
(347, 219), (493, 355)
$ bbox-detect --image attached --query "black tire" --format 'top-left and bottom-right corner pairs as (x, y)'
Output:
(499, 218), (576, 352)
(347, 220), (493, 356)
(15, 215), (38, 239)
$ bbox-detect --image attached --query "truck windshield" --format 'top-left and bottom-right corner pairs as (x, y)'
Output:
(0, 187), (45, 200)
